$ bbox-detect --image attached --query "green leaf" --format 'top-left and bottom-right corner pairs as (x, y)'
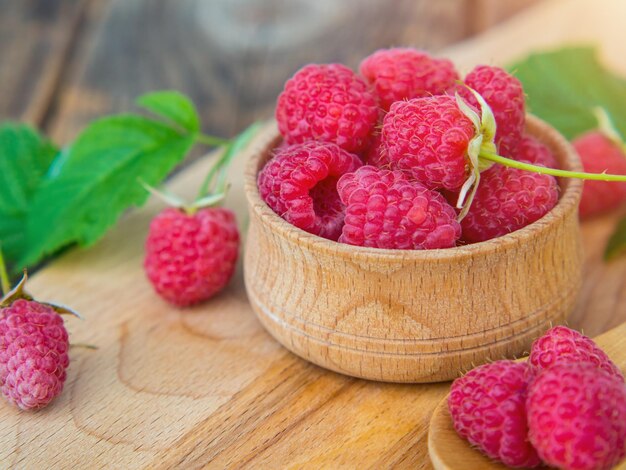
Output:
(136, 90), (200, 133)
(18, 115), (194, 268)
(0, 124), (58, 261)
(509, 46), (626, 140)
(605, 216), (626, 260)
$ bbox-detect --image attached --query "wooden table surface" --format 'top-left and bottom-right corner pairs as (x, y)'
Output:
(2, 0), (626, 468)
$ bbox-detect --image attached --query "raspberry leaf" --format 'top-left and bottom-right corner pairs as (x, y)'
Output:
(509, 46), (626, 140)
(0, 124), (58, 262)
(18, 115), (195, 268)
(136, 90), (200, 134)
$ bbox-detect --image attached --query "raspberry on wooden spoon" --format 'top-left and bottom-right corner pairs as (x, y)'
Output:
(448, 360), (541, 468)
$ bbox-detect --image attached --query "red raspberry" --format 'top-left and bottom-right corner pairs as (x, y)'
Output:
(258, 142), (361, 240)
(461, 164), (559, 243)
(359, 48), (458, 111)
(381, 95), (475, 191)
(337, 166), (460, 249)
(275, 63), (378, 153)
(527, 363), (626, 470)
(459, 65), (525, 156)
(573, 131), (626, 219)
(0, 299), (69, 410)
(513, 135), (559, 169)
(144, 207), (239, 307)
(529, 325), (623, 381)
(448, 360), (541, 468)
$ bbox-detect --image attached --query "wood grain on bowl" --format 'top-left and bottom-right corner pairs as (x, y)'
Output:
(243, 117), (583, 383)
(427, 322), (626, 470)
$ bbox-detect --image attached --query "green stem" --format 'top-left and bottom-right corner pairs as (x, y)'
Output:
(0, 246), (11, 296)
(480, 152), (626, 181)
(196, 145), (231, 199)
(195, 133), (230, 147)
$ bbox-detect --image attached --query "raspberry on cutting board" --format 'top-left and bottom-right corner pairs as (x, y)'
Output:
(275, 63), (378, 153)
(448, 360), (541, 468)
(0, 299), (70, 410)
(573, 130), (626, 218)
(258, 141), (362, 241)
(337, 165), (461, 249)
(359, 47), (458, 111)
(144, 207), (240, 307)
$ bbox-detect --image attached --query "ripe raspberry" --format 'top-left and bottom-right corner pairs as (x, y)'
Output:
(513, 135), (559, 169)
(458, 65), (525, 156)
(461, 164), (559, 243)
(258, 142), (361, 240)
(573, 131), (626, 219)
(144, 207), (239, 307)
(337, 165), (461, 249)
(529, 325), (623, 381)
(0, 299), (69, 410)
(448, 360), (541, 468)
(359, 48), (458, 111)
(381, 95), (475, 191)
(527, 363), (626, 470)
(276, 63), (378, 153)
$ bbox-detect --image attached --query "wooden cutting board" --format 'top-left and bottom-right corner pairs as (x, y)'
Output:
(2, 0), (626, 468)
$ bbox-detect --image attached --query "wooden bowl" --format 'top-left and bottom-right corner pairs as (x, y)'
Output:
(243, 116), (583, 383)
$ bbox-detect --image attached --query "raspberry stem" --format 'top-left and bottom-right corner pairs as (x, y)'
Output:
(0, 246), (10, 296)
(480, 152), (626, 181)
(196, 122), (261, 199)
(196, 134), (230, 147)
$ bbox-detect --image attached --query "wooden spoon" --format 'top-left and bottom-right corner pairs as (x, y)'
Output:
(428, 322), (626, 470)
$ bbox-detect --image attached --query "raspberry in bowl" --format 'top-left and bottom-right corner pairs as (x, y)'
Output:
(242, 53), (584, 382)
(243, 115), (582, 383)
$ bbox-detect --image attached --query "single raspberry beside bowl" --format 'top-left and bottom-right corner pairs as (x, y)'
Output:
(461, 163), (559, 243)
(529, 325), (623, 381)
(0, 299), (70, 410)
(527, 363), (626, 470)
(458, 65), (525, 156)
(258, 141), (362, 240)
(448, 360), (541, 468)
(573, 131), (626, 219)
(359, 48), (458, 111)
(513, 134), (559, 169)
(337, 165), (461, 249)
(144, 207), (240, 307)
(275, 63), (378, 153)
(380, 95), (475, 191)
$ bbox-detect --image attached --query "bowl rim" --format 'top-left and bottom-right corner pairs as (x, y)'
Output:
(244, 115), (583, 262)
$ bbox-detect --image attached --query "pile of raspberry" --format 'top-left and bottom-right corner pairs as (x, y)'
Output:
(258, 48), (561, 249)
(448, 326), (626, 470)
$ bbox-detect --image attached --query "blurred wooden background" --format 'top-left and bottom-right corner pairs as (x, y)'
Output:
(0, 0), (540, 146)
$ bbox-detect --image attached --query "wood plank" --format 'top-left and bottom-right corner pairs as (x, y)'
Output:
(46, 0), (537, 144)
(10, 0), (626, 469)
(0, 0), (89, 124)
